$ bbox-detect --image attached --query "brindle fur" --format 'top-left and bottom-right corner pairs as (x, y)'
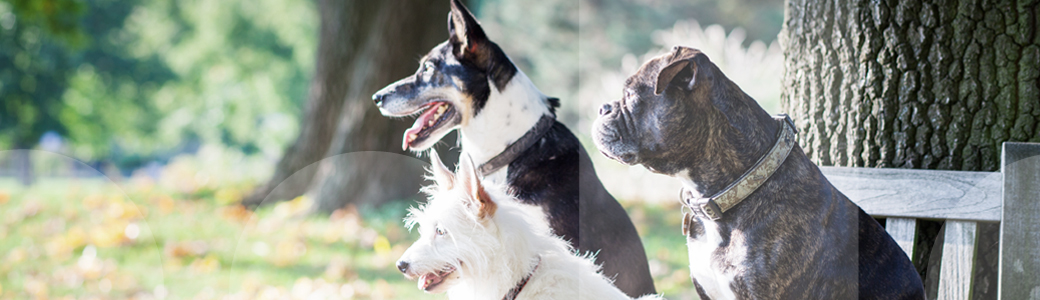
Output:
(593, 46), (924, 299)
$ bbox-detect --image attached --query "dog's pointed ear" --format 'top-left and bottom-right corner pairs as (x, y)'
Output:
(447, 0), (489, 60)
(428, 149), (455, 191)
(655, 46), (701, 95)
(457, 155), (496, 220)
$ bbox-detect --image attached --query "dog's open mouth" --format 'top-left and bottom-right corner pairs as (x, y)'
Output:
(403, 101), (460, 151)
(418, 265), (456, 292)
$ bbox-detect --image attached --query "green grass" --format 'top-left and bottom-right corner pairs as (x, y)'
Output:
(0, 177), (698, 299)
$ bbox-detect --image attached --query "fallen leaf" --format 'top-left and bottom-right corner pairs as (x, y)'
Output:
(21, 201), (42, 218)
(6, 248), (26, 263)
(272, 240), (306, 267)
(106, 201), (127, 219)
(0, 191), (9, 205)
(273, 195), (312, 218)
(89, 222), (128, 248)
(350, 280), (372, 297)
(372, 279), (394, 300)
(373, 235), (391, 255)
(219, 205), (253, 223)
(45, 237), (73, 260)
(155, 195), (175, 215)
(24, 277), (48, 298)
(65, 227), (88, 249)
(83, 194), (105, 209)
(322, 256), (351, 280)
(164, 241), (208, 258)
(189, 254), (220, 273)
(214, 188), (243, 205)
(320, 227), (339, 244)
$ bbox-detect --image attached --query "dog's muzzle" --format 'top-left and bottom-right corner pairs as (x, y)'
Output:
(592, 102), (639, 164)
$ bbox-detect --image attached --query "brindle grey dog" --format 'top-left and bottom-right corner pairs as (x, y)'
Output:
(592, 46), (924, 299)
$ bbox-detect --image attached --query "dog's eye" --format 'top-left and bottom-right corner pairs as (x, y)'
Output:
(435, 227), (447, 236)
(423, 61), (435, 74)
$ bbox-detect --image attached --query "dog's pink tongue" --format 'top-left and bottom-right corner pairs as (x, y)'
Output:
(418, 273), (443, 291)
(401, 103), (443, 150)
(402, 123), (424, 150)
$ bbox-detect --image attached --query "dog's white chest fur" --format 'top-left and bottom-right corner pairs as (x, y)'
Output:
(459, 70), (551, 168)
(686, 220), (743, 300)
(680, 173), (743, 300)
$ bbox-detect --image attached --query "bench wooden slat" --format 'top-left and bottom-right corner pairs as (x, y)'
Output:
(998, 142), (1040, 299)
(820, 166), (1002, 222)
(885, 217), (917, 261)
(937, 220), (977, 300)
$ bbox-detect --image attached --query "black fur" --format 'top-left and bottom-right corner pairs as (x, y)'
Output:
(446, 0), (516, 116)
(507, 121), (655, 296)
(546, 97), (560, 114)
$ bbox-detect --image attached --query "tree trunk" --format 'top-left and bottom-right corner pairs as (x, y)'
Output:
(308, 0), (456, 212)
(245, 0), (456, 209)
(15, 149), (34, 186)
(780, 0), (1038, 298)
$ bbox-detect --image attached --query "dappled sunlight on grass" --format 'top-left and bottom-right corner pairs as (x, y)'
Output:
(0, 175), (437, 300)
(0, 173), (698, 299)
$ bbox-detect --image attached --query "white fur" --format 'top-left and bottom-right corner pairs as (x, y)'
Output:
(684, 219), (739, 300)
(678, 169), (707, 199)
(459, 69), (552, 183)
(399, 162), (661, 300)
(678, 169), (741, 300)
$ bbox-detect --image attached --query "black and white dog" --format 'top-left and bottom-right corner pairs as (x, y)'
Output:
(371, 0), (655, 297)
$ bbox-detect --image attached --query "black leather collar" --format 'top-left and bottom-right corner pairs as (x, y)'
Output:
(478, 115), (555, 176)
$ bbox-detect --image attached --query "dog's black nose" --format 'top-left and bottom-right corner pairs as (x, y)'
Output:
(599, 103), (613, 116)
(396, 260), (409, 273)
(372, 93), (385, 106)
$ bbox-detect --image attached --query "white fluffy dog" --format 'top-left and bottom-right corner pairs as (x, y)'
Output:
(396, 150), (661, 300)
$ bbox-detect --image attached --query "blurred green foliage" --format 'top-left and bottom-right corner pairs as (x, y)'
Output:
(1, 0), (781, 171)
(0, 0), (315, 169)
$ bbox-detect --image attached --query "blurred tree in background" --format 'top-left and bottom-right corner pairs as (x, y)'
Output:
(1, 0), (314, 171)
(2, 0), (786, 210)
(243, 0), (453, 211)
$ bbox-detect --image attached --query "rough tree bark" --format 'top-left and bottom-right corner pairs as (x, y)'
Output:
(245, 0), (456, 209)
(780, 0), (1038, 298)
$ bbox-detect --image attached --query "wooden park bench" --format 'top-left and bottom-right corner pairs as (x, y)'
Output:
(821, 142), (1040, 299)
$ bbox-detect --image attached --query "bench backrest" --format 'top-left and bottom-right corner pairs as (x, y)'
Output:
(821, 142), (1040, 300)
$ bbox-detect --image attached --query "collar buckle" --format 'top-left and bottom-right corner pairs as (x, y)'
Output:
(698, 199), (723, 220)
(683, 194), (722, 221)
(677, 114), (798, 223)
